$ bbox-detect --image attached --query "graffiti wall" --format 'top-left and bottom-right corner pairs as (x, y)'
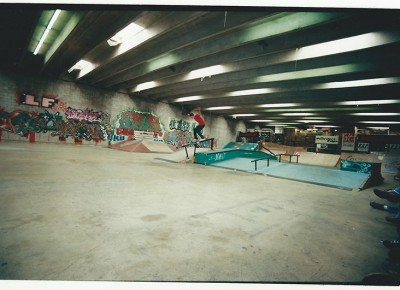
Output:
(110, 109), (165, 144)
(164, 118), (194, 147)
(0, 107), (112, 142)
(0, 91), (113, 143)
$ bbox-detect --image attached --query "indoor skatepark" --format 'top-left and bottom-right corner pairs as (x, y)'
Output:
(1, 4), (400, 289)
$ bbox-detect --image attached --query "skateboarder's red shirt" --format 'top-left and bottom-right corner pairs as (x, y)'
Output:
(193, 113), (205, 126)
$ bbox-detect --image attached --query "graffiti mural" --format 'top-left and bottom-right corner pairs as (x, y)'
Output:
(0, 107), (112, 141)
(164, 130), (193, 147)
(0, 108), (61, 136)
(65, 107), (111, 124)
(169, 118), (194, 132)
(165, 117), (204, 147)
(110, 109), (165, 144)
(118, 110), (162, 132)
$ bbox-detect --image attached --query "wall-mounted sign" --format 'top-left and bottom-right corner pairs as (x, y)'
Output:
(341, 133), (355, 151)
(357, 142), (370, 152)
(315, 135), (339, 144)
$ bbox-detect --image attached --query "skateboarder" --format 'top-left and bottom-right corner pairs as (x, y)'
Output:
(188, 107), (206, 141)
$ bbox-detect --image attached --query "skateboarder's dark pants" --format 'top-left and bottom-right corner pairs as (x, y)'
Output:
(194, 125), (205, 139)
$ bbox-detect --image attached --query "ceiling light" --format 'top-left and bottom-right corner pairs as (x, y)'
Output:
(68, 59), (93, 73)
(226, 88), (274, 96)
(33, 9), (61, 55)
(298, 120), (327, 123)
(249, 119), (273, 122)
(352, 113), (400, 116)
(259, 103), (298, 108)
(315, 77), (400, 89)
(204, 106), (235, 110)
(296, 31), (400, 60)
(186, 65), (227, 80)
(107, 22), (145, 46)
(172, 96), (203, 103)
(135, 81), (157, 91)
(359, 121), (400, 124)
(314, 125), (339, 128)
(281, 113), (314, 116)
(268, 123), (299, 126)
(367, 127), (389, 130)
(232, 114), (257, 117)
(339, 99), (400, 105)
(256, 63), (371, 83)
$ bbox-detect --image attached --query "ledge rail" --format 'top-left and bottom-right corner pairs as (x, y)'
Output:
(180, 138), (215, 159)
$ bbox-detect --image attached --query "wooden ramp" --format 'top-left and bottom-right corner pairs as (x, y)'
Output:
(110, 139), (179, 153)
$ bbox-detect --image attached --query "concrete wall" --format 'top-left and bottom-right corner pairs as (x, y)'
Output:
(0, 71), (246, 148)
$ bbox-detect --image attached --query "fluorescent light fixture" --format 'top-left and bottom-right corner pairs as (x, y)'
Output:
(259, 103), (298, 108)
(226, 88), (275, 96)
(314, 125), (339, 128)
(268, 123), (299, 126)
(296, 31), (400, 60)
(232, 114), (257, 117)
(352, 113), (400, 116)
(249, 119), (273, 122)
(204, 106), (235, 110)
(367, 127), (389, 130)
(297, 120), (327, 123)
(315, 77), (400, 90)
(359, 121), (400, 124)
(187, 65), (227, 80)
(68, 59), (93, 73)
(281, 113), (314, 116)
(338, 99), (400, 106)
(33, 9), (61, 55)
(256, 63), (371, 84)
(172, 96), (203, 103)
(135, 81), (157, 91)
(107, 22), (145, 46)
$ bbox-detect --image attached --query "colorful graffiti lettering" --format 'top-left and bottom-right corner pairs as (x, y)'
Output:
(50, 120), (111, 141)
(169, 119), (194, 132)
(0, 108), (62, 137)
(111, 109), (164, 144)
(16, 92), (59, 109)
(0, 107), (112, 141)
(118, 110), (162, 132)
(116, 128), (134, 135)
(65, 107), (111, 123)
(164, 130), (193, 147)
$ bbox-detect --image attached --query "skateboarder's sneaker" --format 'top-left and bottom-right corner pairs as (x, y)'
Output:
(382, 239), (400, 250)
(386, 216), (400, 225)
(373, 189), (400, 203)
(370, 201), (385, 211)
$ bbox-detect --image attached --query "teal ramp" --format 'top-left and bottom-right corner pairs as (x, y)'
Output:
(223, 142), (259, 151)
(195, 149), (276, 165)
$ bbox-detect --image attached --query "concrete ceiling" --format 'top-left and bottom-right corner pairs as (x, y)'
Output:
(1, 5), (400, 130)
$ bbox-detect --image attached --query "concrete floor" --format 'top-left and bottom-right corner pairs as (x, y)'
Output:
(0, 141), (399, 284)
